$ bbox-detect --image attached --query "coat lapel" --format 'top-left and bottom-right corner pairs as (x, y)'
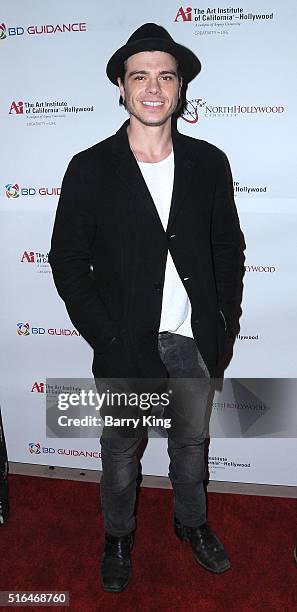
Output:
(112, 120), (164, 231)
(167, 128), (196, 231)
(111, 119), (197, 233)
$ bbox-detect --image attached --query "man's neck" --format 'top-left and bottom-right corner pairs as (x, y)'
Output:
(127, 116), (173, 163)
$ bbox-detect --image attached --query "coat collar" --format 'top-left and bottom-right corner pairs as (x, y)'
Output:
(111, 119), (196, 233)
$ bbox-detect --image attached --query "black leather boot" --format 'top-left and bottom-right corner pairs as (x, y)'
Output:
(174, 515), (230, 573)
(101, 532), (133, 592)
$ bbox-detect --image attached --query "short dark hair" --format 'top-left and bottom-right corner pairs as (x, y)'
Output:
(117, 58), (188, 119)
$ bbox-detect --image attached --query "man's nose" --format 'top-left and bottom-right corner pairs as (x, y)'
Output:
(145, 77), (161, 94)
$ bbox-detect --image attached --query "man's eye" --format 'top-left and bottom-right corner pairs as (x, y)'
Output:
(162, 75), (173, 80)
(134, 75), (144, 80)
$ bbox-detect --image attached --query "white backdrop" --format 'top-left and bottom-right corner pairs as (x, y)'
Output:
(1, 0), (296, 486)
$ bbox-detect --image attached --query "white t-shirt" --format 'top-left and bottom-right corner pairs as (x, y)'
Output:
(137, 150), (193, 338)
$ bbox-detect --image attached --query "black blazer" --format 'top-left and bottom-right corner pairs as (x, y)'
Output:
(49, 119), (245, 378)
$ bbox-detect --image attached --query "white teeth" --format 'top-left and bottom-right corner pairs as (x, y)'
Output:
(142, 101), (163, 106)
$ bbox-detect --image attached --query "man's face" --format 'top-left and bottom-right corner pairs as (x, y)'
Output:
(117, 51), (182, 127)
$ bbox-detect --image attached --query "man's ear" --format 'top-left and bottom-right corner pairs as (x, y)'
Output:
(117, 77), (125, 101)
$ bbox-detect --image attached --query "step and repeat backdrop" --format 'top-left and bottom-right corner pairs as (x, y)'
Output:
(1, 0), (296, 485)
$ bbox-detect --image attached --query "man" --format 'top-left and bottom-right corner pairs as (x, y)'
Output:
(49, 23), (245, 592)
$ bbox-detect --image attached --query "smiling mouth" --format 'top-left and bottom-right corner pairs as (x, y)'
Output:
(142, 101), (164, 107)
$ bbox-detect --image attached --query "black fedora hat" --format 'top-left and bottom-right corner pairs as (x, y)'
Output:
(106, 23), (201, 85)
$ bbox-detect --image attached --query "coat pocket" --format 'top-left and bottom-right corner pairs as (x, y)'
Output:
(218, 309), (227, 332)
(92, 329), (137, 378)
(216, 309), (227, 364)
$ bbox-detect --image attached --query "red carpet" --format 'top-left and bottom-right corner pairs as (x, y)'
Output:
(0, 474), (296, 611)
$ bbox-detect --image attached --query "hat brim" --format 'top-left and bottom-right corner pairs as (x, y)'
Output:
(106, 37), (201, 85)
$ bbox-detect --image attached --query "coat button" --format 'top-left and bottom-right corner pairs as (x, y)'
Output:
(153, 282), (162, 292)
(169, 234), (176, 239)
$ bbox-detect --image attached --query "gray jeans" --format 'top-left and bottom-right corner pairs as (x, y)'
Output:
(99, 332), (211, 536)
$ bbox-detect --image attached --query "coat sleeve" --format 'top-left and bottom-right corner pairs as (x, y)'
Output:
(48, 155), (121, 352)
(211, 150), (246, 338)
